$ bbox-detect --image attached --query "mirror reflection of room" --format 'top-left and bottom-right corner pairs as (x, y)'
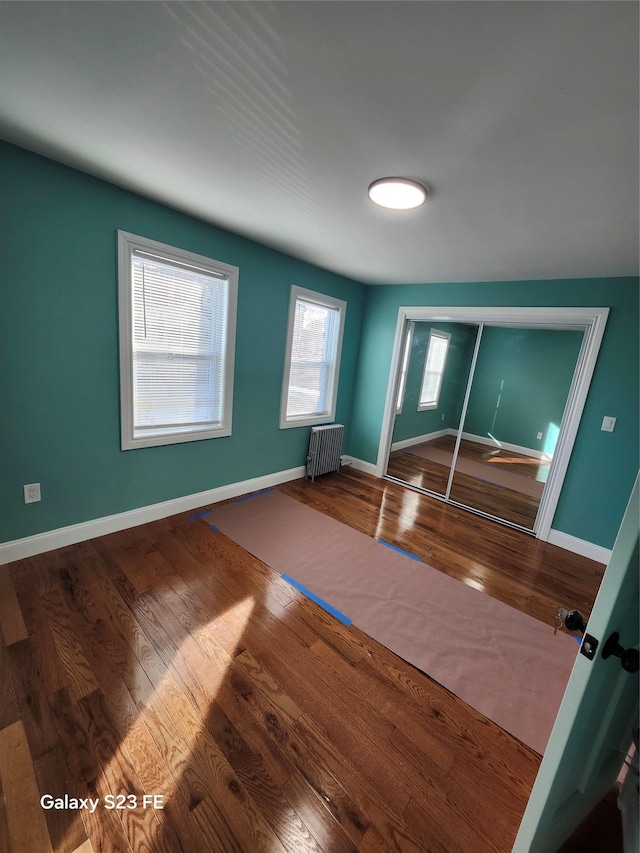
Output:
(388, 321), (478, 494)
(449, 325), (584, 529)
(387, 321), (585, 531)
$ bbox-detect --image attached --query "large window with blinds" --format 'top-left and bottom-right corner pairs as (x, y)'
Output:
(118, 231), (238, 449)
(280, 286), (346, 429)
(418, 328), (451, 411)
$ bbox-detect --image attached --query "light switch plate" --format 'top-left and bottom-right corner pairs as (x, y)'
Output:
(601, 416), (616, 432)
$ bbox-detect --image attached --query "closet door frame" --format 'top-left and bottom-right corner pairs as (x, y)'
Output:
(377, 306), (609, 541)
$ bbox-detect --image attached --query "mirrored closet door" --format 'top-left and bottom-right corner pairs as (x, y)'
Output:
(382, 307), (608, 537)
(387, 321), (479, 495)
(447, 325), (584, 530)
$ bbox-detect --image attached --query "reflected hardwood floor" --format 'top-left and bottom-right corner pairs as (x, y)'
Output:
(0, 470), (611, 853)
(386, 436), (551, 530)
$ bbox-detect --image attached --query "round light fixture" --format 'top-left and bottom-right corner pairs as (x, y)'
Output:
(368, 177), (428, 210)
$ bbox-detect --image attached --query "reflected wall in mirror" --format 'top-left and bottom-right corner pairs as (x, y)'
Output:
(386, 321), (479, 494)
(448, 326), (584, 529)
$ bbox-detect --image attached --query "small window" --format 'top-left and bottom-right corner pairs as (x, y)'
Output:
(280, 286), (346, 429)
(418, 329), (450, 411)
(396, 321), (414, 414)
(118, 231), (238, 450)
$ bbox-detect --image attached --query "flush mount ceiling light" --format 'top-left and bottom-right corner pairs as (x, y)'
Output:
(367, 177), (428, 210)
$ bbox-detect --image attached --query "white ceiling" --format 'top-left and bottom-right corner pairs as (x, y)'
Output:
(1, 1), (638, 285)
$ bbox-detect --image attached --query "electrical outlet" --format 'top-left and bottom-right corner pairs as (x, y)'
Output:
(24, 483), (41, 504)
(537, 432), (543, 440)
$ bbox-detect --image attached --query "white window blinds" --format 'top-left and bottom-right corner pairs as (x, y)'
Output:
(118, 231), (237, 450)
(419, 330), (450, 409)
(281, 287), (346, 428)
(131, 252), (229, 438)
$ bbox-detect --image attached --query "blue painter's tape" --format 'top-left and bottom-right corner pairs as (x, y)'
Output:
(574, 636), (582, 644)
(209, 524), (219, 531)
(232, 487), (276, 504)
(377, 540), (422, 561)
(189, 509), (212, 520)
(281, 574), (352, 626)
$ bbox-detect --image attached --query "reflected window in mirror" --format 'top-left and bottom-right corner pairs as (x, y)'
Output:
(418, 329), (451, 411)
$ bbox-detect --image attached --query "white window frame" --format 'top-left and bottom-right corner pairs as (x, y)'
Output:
(118, 231), (238, 450)
(417, 328), (451, 411)
(280, 285), (346, 429)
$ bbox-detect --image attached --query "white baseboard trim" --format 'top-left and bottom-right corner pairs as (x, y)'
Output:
(460, 431), (551, 462)
(547, 529), (611, 565)
(391, 428), (451, 452)
(391, 429), (551, 462)
(344, 456), (378, 476)
(0, 466), (306, 565)
(3, 462), (609, 568)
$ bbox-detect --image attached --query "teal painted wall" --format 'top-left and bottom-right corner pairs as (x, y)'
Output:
(2, 142), (638, 551)
(463, 327), (584, 453)
(349, 279), (639, 549)
(0, 143), (365, 542)
(393, 322), (477, 443)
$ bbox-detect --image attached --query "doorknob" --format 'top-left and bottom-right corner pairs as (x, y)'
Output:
(602, 632), (640, 674)
(555, 608), (588, 635)
(564, 610), (587, 634)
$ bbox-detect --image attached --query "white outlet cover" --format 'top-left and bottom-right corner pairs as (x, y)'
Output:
(601, 416), (616, 432)
(24, 483), (41, 503)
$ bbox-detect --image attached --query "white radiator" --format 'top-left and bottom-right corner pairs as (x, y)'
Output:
(306, 424), (344, 481)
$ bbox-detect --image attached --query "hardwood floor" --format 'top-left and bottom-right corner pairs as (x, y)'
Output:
(0, 470), (610, 852)
(386, 436), (549, 530)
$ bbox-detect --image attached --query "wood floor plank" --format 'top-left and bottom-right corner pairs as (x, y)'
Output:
(0, 566), (28, 646)
(0, 630), (21, 731)
(240, 634), (460, 840)
(222, 657), (373, 848)
(7, 571), (69, 695)
(136, 689), (212, 814)
(42, 588), (99, 702)
(90, 571), (191, 705)
(403, 792), (501, 853)
(282, 776), (359, 853)
(97, 675), (208, 853)
(79, 776), (135, 853)
(0, 721), (53, 853)
(77, 689), (183, 853)
(312, 639), (456, 777)
(64, 571), (158, 709)
(33, 745), (89, 853)
(7, 637), (60, 761)
(110, 543), (154, 595)
(150, 671), (289, 853)
(209, 713), (329, 853)
(0, 807), (10, 853)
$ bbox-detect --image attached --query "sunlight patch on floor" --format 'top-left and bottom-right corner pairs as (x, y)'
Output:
(98, 594), (257, 849)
